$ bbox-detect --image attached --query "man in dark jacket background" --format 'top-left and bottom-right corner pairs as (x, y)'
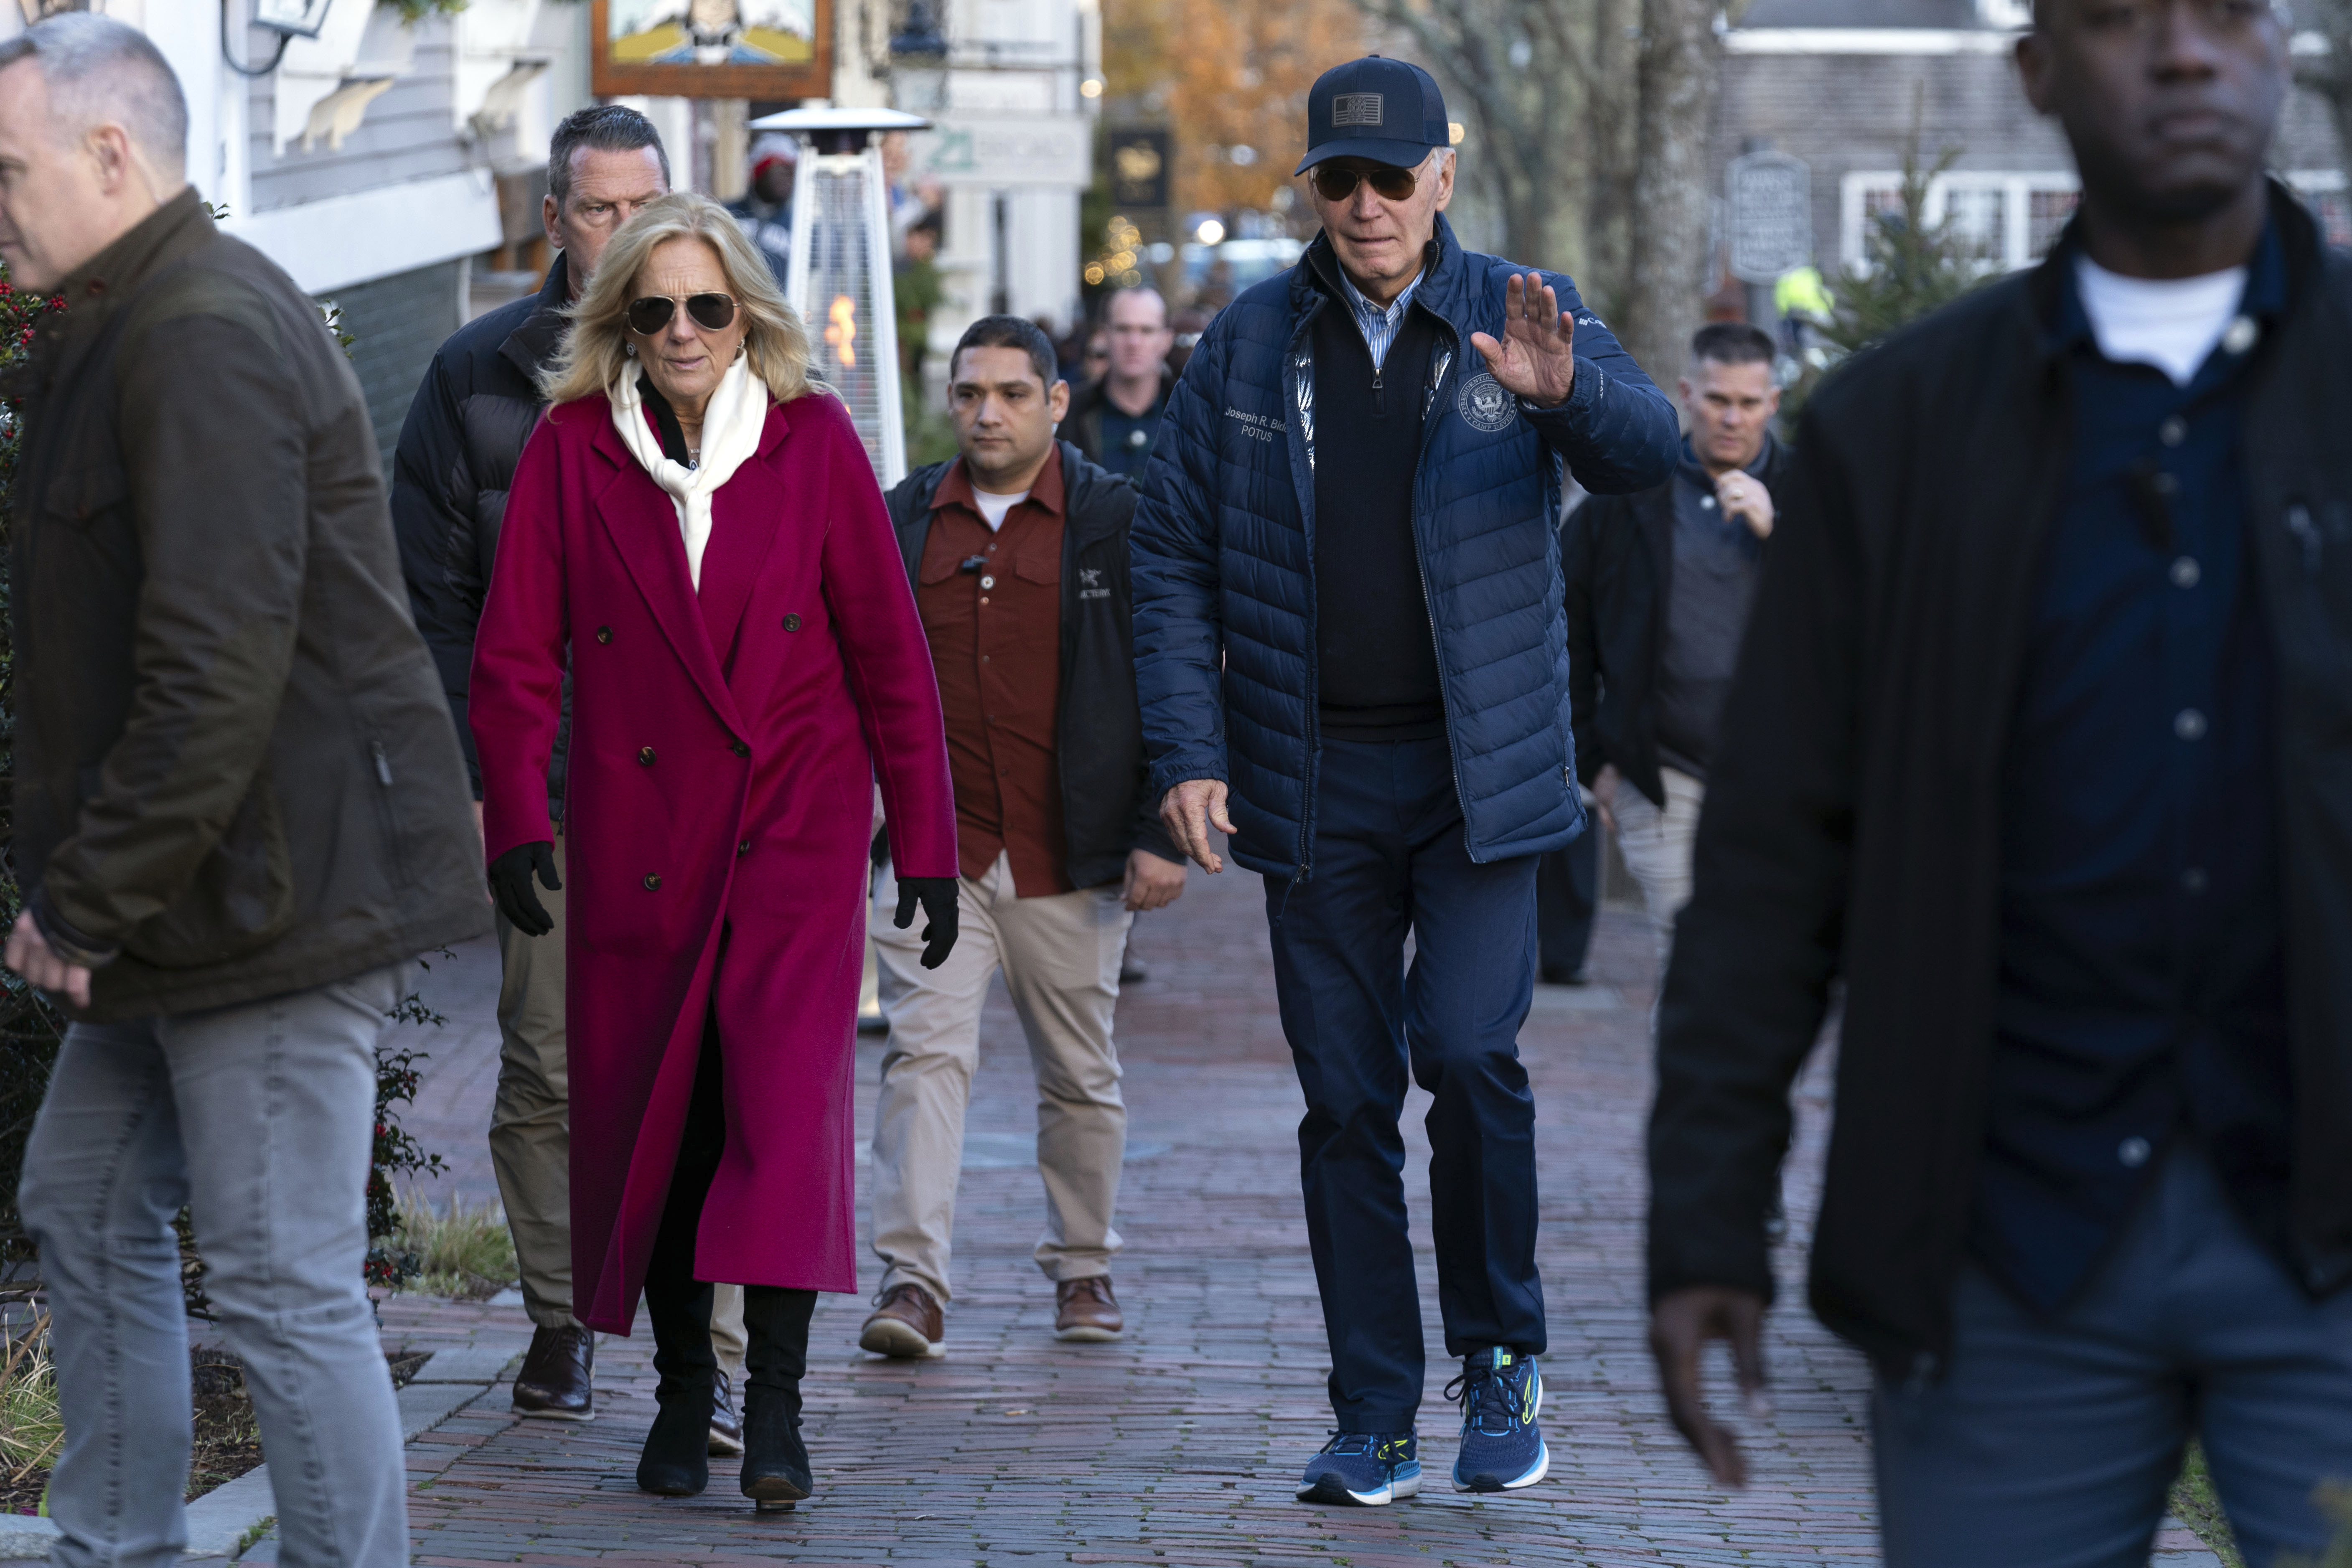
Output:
(1064, 285), (1174, 480)
(1564, 321), (1785, 966)
(1648, 2), (2352, 1561)
(862, 316), (1187, 1360)
(1134, 55), (1679, 1507)
(390, 104), (668, 1426)
(1, 18), (488, 1565)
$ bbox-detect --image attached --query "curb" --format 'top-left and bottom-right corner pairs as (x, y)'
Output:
(0, 1340), (525, 1562)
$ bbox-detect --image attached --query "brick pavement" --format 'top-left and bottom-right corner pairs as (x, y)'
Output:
(249, 869), (2216, 1565)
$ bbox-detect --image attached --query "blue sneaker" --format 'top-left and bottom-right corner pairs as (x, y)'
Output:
(1297, 1431), (1421, 1506)
(1448, 1348), (1548, 1492)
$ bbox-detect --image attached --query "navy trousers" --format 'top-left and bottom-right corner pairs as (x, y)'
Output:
(1264, 736), (1546, 1432)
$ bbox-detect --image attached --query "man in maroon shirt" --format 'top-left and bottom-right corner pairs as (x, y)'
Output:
(867, 316), (1189, 1356)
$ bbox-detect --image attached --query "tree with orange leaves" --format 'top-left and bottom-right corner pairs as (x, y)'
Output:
(1101, 0), (1372, 231)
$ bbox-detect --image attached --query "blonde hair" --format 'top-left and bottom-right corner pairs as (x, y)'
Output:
(539, 190), (816, 408)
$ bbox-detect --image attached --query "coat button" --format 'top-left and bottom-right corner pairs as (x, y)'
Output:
(732, 740), (751, 758)
(638, 746), (656, 765)
(596, 626), (613, 644)
(782, 613), (802, 631)
(737, 839), (752, 856)
(643, 873), (661, 890)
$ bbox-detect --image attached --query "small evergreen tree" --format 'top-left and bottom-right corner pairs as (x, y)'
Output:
(1823, 114), (1979, 356)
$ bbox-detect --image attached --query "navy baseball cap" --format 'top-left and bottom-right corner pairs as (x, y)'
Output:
(1294, 56), (1449, 175)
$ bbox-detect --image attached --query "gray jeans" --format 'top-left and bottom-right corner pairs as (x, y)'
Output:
(20, 966), (411, 1568)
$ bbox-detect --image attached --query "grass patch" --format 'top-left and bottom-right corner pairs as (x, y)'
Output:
(2, 1314), (62, 1514)
(393, 1192), (519, 1301)
(2170, 1441), (2245, 1568)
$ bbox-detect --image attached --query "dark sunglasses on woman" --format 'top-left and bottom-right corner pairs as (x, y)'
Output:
(1309, 162), (1420, 203)
(627, 293), (738, 336)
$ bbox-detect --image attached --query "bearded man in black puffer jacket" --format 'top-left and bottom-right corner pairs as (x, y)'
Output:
(389, 104), (671, 1429)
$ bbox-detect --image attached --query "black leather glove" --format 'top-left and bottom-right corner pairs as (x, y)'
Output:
(892, 876), (960, 970)
(488, 841), (561, 938)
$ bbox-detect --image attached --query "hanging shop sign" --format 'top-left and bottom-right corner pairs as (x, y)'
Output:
(1108, 128), (1171, 210)
(592, 0), (833, 101)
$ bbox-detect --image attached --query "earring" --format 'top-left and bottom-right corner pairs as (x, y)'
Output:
(624, 341), (637, 357)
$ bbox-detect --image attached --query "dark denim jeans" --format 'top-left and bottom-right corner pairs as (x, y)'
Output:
(1264, 735), (1545, 1432)
(1875, 1144), (2352, 1567)
(20, 966), (411, 1568)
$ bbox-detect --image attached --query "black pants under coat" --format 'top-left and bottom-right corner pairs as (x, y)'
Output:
(643, 1013), (818, 1414)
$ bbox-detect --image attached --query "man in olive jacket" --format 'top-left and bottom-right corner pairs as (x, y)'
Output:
(0, 19), (487, 1566)
(1647, 3), (2352, 1561)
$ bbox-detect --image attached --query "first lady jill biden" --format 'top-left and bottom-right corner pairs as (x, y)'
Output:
(469, 191), (960, 1508)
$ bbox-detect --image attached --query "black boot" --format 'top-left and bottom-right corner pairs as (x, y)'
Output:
(740, 1384), (811, 1508)
(636, 1383), (714, 1496)
(739, 1286), (818, 1510)
(637, 1271), (718, 1496)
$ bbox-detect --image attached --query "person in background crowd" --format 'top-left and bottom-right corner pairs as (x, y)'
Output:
(1134, 53), (1678, 1509)
(1564, 321), (1786, 968)
(1066, 285), (1175, 480)
(730, 130), (795, 287)
(2, 17), (491, 1565)
(392, 104), (763, 1451)
(1166, 306), (1209, 379)
(1532, 808), (1597, 986)
(1648, 3), (2352, 1562)
(469, 192), (959, 1509)
(896, 206), (944, 391)
(861, 315), (1188, 1359)
(1071, 323), (1110, 389)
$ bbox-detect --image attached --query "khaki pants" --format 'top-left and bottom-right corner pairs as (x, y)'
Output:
(492, 837), (575, 1332)
(870, 852), (1132, 1303)
(1611, 765), (1706, 968)
(493, 836), (751, 1375)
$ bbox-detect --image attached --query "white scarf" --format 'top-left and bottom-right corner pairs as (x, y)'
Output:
(609, 354), (769, 589)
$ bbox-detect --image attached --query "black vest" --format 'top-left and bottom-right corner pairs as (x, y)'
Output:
(1310, 289), (1444, 741)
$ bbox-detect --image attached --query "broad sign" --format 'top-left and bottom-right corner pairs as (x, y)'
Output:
(1727, 151), (1813, 284)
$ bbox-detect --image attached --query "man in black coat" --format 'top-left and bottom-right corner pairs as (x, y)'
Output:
(1563, 321), (1786, 971)
(1063, 285), (1174, 480)
(860, 316), (1187, 1360)
(389, 104), (667, 1426)
(1647, 3), (2352, 1562)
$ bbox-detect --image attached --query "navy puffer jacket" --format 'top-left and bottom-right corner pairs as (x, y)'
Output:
(1132, 216), (1682, 879)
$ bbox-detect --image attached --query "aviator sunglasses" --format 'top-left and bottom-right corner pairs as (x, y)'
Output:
(626, 292), (738, 335)
(1309, 162), (1421, 203)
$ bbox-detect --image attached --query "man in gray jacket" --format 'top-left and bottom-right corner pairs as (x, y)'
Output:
(1, 18), (488, 1566)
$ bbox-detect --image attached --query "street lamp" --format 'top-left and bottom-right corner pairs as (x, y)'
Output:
(751, 105), (932, 488)
(887, 0), (949, 115)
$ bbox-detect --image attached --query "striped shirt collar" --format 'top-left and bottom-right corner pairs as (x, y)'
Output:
(1337, 264), (1424, 371)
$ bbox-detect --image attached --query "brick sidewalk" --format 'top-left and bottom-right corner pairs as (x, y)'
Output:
(253, 867), (2211, 1565)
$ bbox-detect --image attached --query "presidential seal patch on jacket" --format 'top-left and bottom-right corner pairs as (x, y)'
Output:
(1457, 371), (1515, 433)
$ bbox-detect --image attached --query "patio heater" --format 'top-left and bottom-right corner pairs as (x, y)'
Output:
(750, 106), (931, 488)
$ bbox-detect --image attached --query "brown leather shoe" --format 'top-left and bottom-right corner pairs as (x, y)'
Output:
(858, 1282), (945, 1359)
(707, 1366), (744, 1455)
(511, 1324), (594, 1421)
(1054, 1276), (1124, 1342)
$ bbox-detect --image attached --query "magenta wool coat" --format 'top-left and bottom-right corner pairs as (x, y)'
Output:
(470, 386), (956, 1334)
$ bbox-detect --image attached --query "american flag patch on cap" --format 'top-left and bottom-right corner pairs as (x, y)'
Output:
(1332, 93), (1383, 127)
